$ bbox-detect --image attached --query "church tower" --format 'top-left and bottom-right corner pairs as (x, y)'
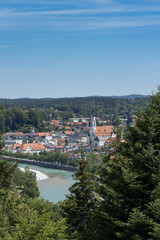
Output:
(89, 116), (96, 138)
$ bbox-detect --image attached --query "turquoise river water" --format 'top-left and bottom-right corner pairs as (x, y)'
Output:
(19, 163), (75, 203)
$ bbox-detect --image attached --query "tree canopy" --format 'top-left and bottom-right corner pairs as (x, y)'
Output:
(94, 87), (160, 239)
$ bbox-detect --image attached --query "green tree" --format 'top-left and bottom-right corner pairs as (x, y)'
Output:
(0, 112), (5, 132)
(95, 88), (160, 239)
(22, 167), (40, 198)
(63, 150), (96, 240)
(86, 152), (103, 174)
(0, 133), (4, 150)
(0, 159), (68, 239)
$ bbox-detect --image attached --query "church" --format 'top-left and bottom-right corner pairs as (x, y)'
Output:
(89, 116), (115, 147)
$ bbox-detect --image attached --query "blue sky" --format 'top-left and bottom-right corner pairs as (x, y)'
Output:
(0, 0), (160, 98)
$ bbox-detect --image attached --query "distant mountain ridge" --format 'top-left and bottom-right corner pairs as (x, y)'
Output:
(0, 94), (149, 101)
(109, 94), (149, 100)
(0, 95), (149, 113)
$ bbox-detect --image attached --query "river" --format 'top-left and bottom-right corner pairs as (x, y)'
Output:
(19, 163), (75, 203)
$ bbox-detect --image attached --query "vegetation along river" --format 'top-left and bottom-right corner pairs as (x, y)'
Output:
(19, 163), (75, 203)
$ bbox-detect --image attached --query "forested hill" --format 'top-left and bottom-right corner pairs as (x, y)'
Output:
(0, 96), (149, 132)
(0, 95), (149, 114)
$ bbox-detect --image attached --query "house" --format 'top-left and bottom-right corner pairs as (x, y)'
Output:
(57, 138), (66, 146)
(10, 144), (22, 153)
(10, 143), (45, 155)
(63, 126), (71, 130)
(76, 131), (88, 143)
(34, 132), (53, 142)
(72, 118), (89, 123)
(64, 131), (74, 136)
(93, 136), (110, 147)
(3, 134), (28, 151)
(50, 120), (60, 125)
(67, 136), (82, 148)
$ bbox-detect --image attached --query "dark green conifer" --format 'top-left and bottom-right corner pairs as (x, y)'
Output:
(95, 88), (160, 239)
(63, 149), (96, 240)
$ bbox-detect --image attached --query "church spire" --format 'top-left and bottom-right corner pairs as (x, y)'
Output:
(89, 115), (96, 137)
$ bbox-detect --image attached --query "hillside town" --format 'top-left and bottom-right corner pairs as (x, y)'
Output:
(2, 116), (121, 160)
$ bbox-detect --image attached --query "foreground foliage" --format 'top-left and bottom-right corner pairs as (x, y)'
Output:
(61, 88), (160, 240)
(0, 159), (68, 240)
(63, 150), (96, 240)
(94, 88), (160, 239)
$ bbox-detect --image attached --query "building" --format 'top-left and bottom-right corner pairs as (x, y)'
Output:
(10, 143), (45, 155)
(89, 116), (115, 147)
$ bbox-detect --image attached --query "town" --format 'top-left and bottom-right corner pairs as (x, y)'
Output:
(2, 115), (129, 161)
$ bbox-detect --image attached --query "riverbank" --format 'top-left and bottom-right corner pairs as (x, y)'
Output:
(19, 167), (49, 181)
(19, 163), (75, 203)
(2, 155), (77, 172)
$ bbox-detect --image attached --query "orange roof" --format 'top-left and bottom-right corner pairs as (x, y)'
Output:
(51, 120), (59, 123)
(95, 125), (114, 133)
(65, 122), (74, 125)
(20, 143), (45, 151)
(64, 126), (71, 130)
(96, 133), (111, 137)
(75, 122), (83, 126)
(50, 120), (60, 125)
(35, 132), (52, 137)
(64, 131), (74, 135)
(95, 125), (114, 136)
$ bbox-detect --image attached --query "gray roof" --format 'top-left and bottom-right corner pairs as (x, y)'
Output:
(94, 136), (109, 141)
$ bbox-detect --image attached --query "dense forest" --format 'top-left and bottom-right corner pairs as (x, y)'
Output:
(0, 89), (160, 239)
(0, 96), (148, 132)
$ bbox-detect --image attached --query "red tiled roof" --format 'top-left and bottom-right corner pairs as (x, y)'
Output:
(20, 143), (45, 151)
(50, 120), (60, 125)
(64, 131), (74, 135)
(64, 126), (71, 130)
(96, 133), (111, 137)
(75, 122), (83, 126)
(95, 125), (114, 136)
(35, 132), (52, 137)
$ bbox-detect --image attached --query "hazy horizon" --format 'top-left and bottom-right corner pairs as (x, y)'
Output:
(0, 93), (149, 100)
